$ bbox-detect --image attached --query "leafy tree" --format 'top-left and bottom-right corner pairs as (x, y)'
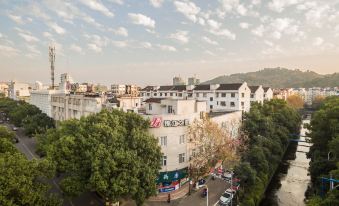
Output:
(312, 95), (326, 110)
(0, 125), (15, 141)
(234, 162), (256, 186)
(287, 94), (304, 110)
(0, 127), (61, 206)
(23, 113), (55, 137)
(44, 109), (161, 205)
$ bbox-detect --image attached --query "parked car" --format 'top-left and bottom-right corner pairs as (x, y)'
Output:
(197, 179), (206, 188)
(219, 191), (233, 205)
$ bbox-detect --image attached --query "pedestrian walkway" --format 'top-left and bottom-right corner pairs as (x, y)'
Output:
(148, 183), (189, 202)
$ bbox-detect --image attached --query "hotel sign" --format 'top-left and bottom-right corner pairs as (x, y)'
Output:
(150, 117), (162, 128)
(163, 119), (189, 127)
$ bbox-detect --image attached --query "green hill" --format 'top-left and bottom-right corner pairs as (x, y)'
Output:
(203, 68), (339, 88)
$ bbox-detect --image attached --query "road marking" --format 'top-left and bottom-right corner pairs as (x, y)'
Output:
(20, 139), (37, 159)
(213, 201), (219, 206)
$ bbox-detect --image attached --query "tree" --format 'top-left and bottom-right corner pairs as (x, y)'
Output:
(44, 109), (162, 205)
(186, 117), (240, 183)
(23, 113), (55, 137)
(0, 125), (15, 141)
(312, 95), (326, 110)
(286, 94), (304, 110)
(0, 127), (61, 206)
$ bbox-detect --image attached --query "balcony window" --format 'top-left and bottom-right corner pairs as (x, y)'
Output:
(203, 93), (207, 98)
(231, 93), (235, 98)
(160, 136), (167, 146)
(221, 93), (226, 97)
(168, 105), (173, 113)
(161, 156), (167, 166)
(179, 153), (185, 163)
(221, 101), (226, 106)
(148, 104), (152, 110)
(230, 102), (235, 107)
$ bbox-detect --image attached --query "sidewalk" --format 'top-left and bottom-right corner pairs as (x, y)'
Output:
(148, 183), (190, 202)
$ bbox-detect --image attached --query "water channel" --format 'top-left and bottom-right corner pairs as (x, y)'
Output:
(260, 119), (311, 206)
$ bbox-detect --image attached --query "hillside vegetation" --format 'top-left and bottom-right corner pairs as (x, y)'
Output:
(204, 68), (339, 88)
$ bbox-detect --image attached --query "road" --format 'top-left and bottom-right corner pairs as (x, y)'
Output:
(1, 122), (103, 206)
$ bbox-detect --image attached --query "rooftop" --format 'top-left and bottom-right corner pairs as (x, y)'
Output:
(216, 83), (243, 91)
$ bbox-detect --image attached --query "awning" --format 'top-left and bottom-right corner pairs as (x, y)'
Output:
(157, 167), (188, 183)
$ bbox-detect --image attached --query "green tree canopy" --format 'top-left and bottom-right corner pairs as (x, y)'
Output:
(43, 109), (162, 205)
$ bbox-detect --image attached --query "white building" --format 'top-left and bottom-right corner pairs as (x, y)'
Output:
(263, 87), (274, 100)
(249, 86), (264, 104)
(0, 82), (9, 97)
(187, 77), (200, 85)
(8, 81), (30, 101)
(59, 73), (74, 91)
(30, 90), (63, 117)
(140, 82), (257, 113)
(142, 98), (242, 193)
(173, 76), (185, 85)
(111, 84), (126, 96)
(104, 96), (142, 113)
(51, 93), (106, 121)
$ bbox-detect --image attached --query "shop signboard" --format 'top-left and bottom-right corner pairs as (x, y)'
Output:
(163, 119), (189, 127)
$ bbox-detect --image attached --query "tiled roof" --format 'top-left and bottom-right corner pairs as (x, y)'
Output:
(193, 84), (211, 90)
(216, 83), (243, 90)
(171, 85), (187, 91)
(249, 86), (260, 93)
(140, 86), (156, 91)
(158, 86), (175, 91)
(144, 98), (164, 103)
(263, 87), (271, 92)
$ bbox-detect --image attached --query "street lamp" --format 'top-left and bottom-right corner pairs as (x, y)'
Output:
(328, 152), (334, 190)
(206, 186), (208, 206)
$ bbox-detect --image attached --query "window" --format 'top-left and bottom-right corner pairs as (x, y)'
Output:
(196, 93), (199, 97)
(221, 93), (226, 97)
(241, 102), (244, 106)
(231, 93), (235, 98)
(210, 105), (213, 109)
(170, 93), (173, 96)
(178, 93), (182, 97)
(165, 93), (167, 96)
(160, 93), (163, 97)
(221, 101), (226, 106)
(160, 136), (167, 146)
(217, 101), (219, 105)
(179, 135), (185, 144)
(210, 97), (213, 101)
(203, 93), (207, 97)
(230, 102), (235, 107)
(192, 149), (196, 157)
(154, 93), (157, 96)
(250, 94), (254, 98)
(148, 104), (152, 110)
(216, 93), (219, 97)
(241, 93), (245, 98)
(168, 105), (173, 113)
(179, 153), (185, 163)
(135, 103), (138, 107)
(147, 93), (150, 96)
(161, 156), (167, 166)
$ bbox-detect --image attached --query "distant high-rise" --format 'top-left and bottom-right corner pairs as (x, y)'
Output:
(173, 76), (185, 85)
(188, 76), (200, 85)
(49, 46), (56, 89)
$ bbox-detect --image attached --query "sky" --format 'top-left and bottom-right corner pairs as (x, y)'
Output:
(0, 0), (339, 86)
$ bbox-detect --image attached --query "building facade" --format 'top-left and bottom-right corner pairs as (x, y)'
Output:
(249, 86), (264, 104)
(173, 76), (186, 86)
(30, 90), (63, 117)
(51, 93), (106, 121)
(8, 81), (30, 101)
(0, 82), (9, 97)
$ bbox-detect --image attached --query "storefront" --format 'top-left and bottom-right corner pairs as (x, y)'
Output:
(157, 168), (189, 193)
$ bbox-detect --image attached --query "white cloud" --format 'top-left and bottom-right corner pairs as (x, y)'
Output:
(128, 13), (155, 28)
(70, 44), (83, 53)
(198, 17), (205, 25)
(174, 1), (201, 22)
(204, 50), (215, 56)
(207, 19), (222, 30)
(210, 29), (236, 40)
(111, 27), (128, 37)
(112, 40), (128, 48)
(79, 0), (114, 17)
(268, 0), (302, 13)
(313, 37), (324, 46)
(109, 0), (124, 5)
(18, 33), (39, 42)
(219, 0), (240, 13)
(0, 44), (19, 57)
(305, 4), (331, 28)
(88, 43), (102, 53)
(157, 44), (177, 52)
(0, 33), (2, 38)
(150, 0), (164, 8)
(251, 25), (265, 37)
(47, 22), (66, 35)
(140, 42), (152, 49)
(202, 36), (218, 45)
(170, 30), (189, 43)
(239, 22), (250, 29)
(25, 44), (41, 58)
(236, 4), (247, 16)
(8, 14), (24, 24)
(43, 32), (53, 39)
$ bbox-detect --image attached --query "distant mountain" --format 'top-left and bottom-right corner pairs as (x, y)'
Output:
(203, 68), (339, 88)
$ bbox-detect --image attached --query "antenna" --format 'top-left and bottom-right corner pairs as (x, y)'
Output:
(49, 45), (56, 89)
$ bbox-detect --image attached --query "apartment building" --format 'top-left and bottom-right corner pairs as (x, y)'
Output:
(142, 98), (242, 193)
(249, 86), (264, 104)
(30, 89), (63, 117)
(8, 81), (30, 101)
(263, 87), (273, 100)
(173, 76), (186, 85)
(104, 96), (142, 113)
(51, 93), (106, 121)
(0, 82), (9, 97)
(111, 84), (139, 96)
(140, 82), (258, 112)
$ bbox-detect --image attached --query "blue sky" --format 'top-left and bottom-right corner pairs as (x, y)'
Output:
(1, 0), (339, 85)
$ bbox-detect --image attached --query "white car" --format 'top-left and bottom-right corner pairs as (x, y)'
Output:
(219, 191), (233, 205)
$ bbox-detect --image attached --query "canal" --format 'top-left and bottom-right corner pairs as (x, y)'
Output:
(260, 119), (311, 206)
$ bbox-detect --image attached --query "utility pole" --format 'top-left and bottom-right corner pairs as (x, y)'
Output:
(49, 46), (56, 89)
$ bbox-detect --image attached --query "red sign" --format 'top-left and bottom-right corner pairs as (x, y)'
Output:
(150, 117), (162, 128)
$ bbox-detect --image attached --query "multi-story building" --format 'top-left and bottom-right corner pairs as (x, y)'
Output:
(140, 82), (257, 112)
(263, 87), (274, 100)
(173, 76), (186, 86)
(273, 88), (294, 100)
(29, 89), (64, 117)
(0, 82), (9, 97)
(104, 96), (142, 113)
(59, 73), (74, 91)
(111, 84), (139, 96)
(249, 86), (264, 104)
(142, 98), (242, 193)
(8, 81), (30, 101)
(187, 76), (200, 85)
(51, 93), (106, 121)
